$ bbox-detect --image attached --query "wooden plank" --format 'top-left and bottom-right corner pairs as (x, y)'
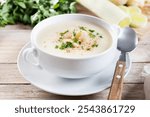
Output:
(122, 84), (145, 100)
(131, 27), (150, 63)
(0, 64), (28, 83)
(125, 63), (146, 83)
(0, 30), (30, 63)
(0, 84), (144, 99)
(131, 44), (150, 63)
(135, 23), (150, 40)
(0, 63), (148, 84)
(0, 24), (32, 30)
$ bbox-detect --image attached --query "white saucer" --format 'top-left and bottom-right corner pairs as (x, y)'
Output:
(17, 43), (131, 96)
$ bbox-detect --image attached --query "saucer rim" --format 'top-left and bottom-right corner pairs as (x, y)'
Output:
(17, 42), (131, 96)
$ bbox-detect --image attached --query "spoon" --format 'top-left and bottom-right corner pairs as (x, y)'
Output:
(108, 27), (137, 100)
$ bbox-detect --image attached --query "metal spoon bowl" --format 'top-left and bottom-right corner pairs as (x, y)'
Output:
(117, 27), (138, 52)
(108, 27), (137, 100)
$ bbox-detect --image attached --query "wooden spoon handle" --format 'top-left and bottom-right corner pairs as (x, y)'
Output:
(108, 61), (126, 100)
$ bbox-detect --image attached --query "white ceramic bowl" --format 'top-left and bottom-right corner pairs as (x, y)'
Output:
(23, 14), (119, 79)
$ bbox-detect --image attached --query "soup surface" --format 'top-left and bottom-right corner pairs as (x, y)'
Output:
(37, 20), (112, 57)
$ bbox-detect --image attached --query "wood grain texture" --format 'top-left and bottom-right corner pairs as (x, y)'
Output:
(131, 31), (150, 62)
(0, 64), (28, 84)
(0, 30), (30, 63)
(134, 23), (150, 40)
(122, 84), (145, 100)
(125, 63), (146, 83)
(0, 84), (144, 100)
(131, 44), (150, 62)
(0, 24), (32, 30)
(108, 61), (126, 100)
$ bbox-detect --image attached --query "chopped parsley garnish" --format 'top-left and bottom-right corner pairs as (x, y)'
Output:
(89, 33), (96, 39)
(79, 26), (87, 31)
(59, 42), (73, 50)
(59, 43), (65, 50)
(55, 26), (102, 51)
(87, 48), (91, 51)
(78, 41), (81, 45)
(73, 38), (78, 43)
(60, 30), (69, 36)
(92, 43), (99, 48)
(59, 37), (63, 40)
(96, 33), (99, 35)
(99, 35), (103, 38)
(55, 45), (59, 49)
(89, 29), (95, 33)
(73, 30), (76, 37)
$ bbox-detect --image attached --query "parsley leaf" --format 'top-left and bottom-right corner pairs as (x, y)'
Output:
(59, 42), (73, 50)
(0, 0), (77, 27)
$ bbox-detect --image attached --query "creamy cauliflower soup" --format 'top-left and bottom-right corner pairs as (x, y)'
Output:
(37, 21), (112, 57)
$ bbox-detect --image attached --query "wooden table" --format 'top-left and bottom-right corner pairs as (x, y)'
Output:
(0, 5), (150, 100)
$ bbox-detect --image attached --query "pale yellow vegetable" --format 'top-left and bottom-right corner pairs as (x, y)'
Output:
(119, 5), (141, 15)
(119, 18), (132, 27)
(118, 6), (132, 27)
(128, 6), (141, 14)
(119, 5), (147, 28)
(119, 5), (130, 14)
(111, 0), (128, 5)
(77, 0), (130, 27)
(128, 6), (147, 28)
(130, 13), (148, 28)
(127, 0), (145, 6)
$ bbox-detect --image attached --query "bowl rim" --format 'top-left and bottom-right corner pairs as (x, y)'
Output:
(31, 14), (117, 60)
